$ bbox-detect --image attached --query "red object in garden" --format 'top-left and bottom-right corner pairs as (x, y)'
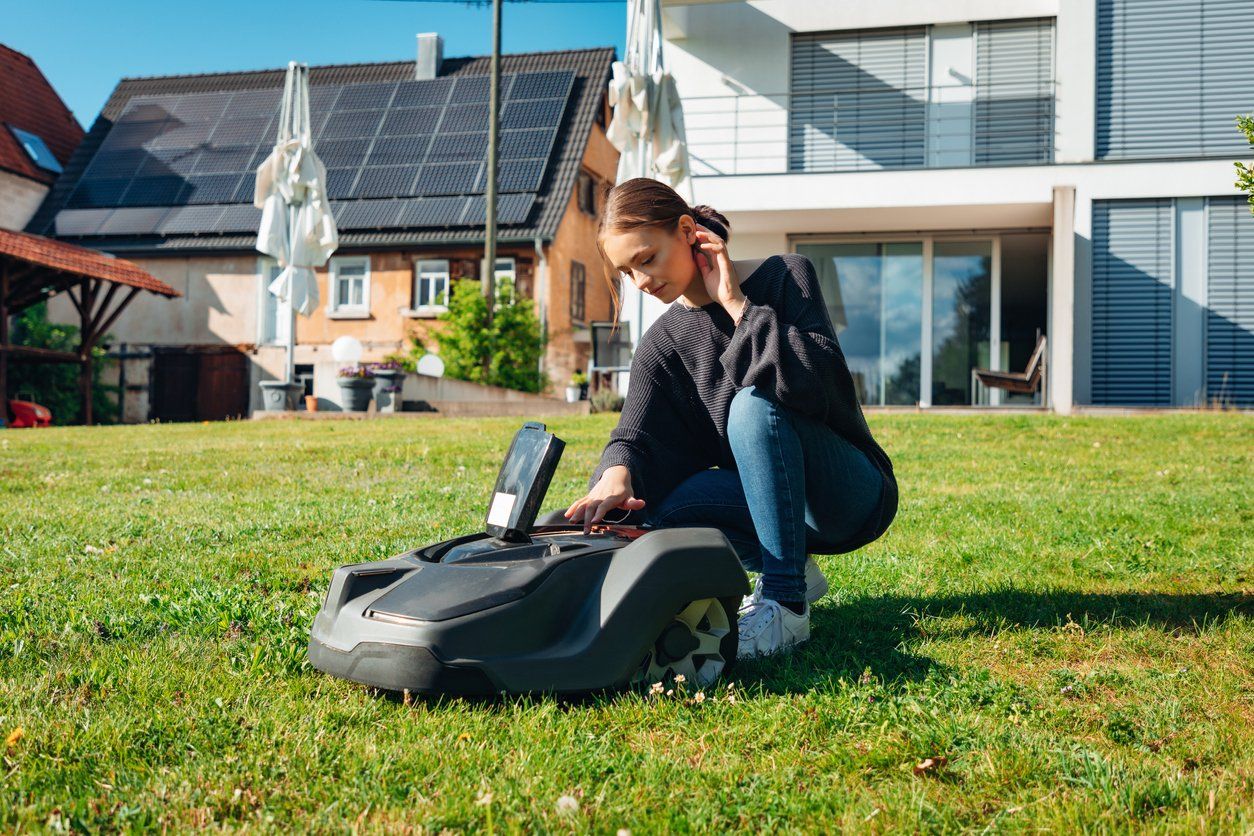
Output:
(7, 400), (51, 428)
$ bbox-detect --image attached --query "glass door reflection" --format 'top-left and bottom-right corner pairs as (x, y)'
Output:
(799, 242), (923, 406)
(931, 241), (992, 405)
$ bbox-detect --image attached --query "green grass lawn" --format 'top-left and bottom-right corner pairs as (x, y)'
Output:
(2, 413), (1251, 832)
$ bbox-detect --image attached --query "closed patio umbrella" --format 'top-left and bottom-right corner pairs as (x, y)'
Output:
(254, 61), (339, 402)
(606, 0), (691, 195)
(605, 0), (693, 386)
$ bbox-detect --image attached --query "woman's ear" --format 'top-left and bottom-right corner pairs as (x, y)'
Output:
(680, 215), (696, 245)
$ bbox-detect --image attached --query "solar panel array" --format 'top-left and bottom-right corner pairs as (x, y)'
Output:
(56, 69), (574, 236)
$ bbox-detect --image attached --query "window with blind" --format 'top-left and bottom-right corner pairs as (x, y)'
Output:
(789, 27), (928, 172)
(974, 18), (1055, 165)
(1205, 197), (1254, 407)
(1091, 200), (1175, 406)
(789, 19), (1054, 172)
(1096, 0), (1254, 159)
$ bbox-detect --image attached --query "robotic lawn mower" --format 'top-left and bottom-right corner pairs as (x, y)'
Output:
(308, 421), (750, 696)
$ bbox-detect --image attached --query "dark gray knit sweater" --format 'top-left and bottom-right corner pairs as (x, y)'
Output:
(588, 252), (897, 553)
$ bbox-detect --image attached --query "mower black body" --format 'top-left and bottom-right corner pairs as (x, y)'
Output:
(308, 422), (750, 696)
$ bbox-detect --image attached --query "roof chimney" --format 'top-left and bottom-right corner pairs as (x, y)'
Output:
(416, 33), (443, 81)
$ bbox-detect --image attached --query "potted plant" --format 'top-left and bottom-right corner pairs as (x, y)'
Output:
(566, 370), (588, 403)
(337, 364), (376, 412)
(259, 379), (302, 412)
(370, 360), (404, 413)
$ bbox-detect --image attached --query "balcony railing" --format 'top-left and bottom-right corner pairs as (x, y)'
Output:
(682, 82), (1057, 176)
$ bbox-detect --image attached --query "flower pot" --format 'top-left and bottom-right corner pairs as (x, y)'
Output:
(338, 377), (375, 412)
(372, 369), (404, 413)
(565, 385), (581, 403)
(259, 381), (302, 412)
(304, 395), (318, 412)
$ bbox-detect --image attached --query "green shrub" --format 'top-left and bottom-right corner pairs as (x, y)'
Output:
(6, 302), (117, 425)
(1235, 114), (1254, 215)
(590, 387), (625, 413)
(426, 276), (549, 394)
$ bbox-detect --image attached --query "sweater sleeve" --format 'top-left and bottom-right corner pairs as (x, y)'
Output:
(718, 253), (858, 424)
(588, 334), (712, 507)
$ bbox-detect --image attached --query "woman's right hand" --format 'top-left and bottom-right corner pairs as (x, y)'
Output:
(564, 465), (646, 534)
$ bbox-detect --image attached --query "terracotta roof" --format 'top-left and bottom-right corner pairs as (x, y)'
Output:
(0, 44), (84, 185)
(0, 228), (178, 297)
(27, 47), (615, 253)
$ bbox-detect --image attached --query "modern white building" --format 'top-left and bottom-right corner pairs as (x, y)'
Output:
(618, 0), (1253, 411)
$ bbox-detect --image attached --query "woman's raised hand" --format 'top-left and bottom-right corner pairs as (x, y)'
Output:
(563, 465), (646, 534)
(692, 224), (745, 313)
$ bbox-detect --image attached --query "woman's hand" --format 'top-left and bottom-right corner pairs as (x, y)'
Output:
(564, 465), (646, 534)
(692, 224), (747, 322)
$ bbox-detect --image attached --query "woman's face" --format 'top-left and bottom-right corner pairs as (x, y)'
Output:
(600, 216), (700, 304)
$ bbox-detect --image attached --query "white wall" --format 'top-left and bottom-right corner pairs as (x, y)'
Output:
(0, 172), (48, 232)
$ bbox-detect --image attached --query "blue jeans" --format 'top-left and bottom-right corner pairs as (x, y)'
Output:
(640, 386), (883, 602)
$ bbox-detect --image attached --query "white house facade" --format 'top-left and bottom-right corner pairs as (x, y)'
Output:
(616, 0), (1253, 412)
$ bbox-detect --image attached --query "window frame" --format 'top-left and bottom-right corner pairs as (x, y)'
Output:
(328, 255), (371, 318)
(570, 260), (587, 325)
(576, 170), (597, 216)
(412, 258), (452, 316)
(495, 257), (517, 303)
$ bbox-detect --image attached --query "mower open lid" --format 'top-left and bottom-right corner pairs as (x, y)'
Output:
(484, 420), (565, 543)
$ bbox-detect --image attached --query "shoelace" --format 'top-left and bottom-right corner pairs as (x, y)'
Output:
(738, 599), (778, 640)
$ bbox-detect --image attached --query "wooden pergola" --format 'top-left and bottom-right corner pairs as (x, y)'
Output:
(0, 228), (179, 425)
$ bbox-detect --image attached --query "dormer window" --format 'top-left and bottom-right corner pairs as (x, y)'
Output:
(7, 125), (62, 173)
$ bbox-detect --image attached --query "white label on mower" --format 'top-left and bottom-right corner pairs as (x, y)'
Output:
(487, 491), (517, 527)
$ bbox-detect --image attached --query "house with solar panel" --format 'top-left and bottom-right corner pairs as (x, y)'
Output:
(1, 45), (83, 232)
(644, 0), (1253, 412)
(27, 37), (618, 421)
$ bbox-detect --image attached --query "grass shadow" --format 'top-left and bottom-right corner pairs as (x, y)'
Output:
(340, 590), (1250, 709)
(735, 589), (1252, 694)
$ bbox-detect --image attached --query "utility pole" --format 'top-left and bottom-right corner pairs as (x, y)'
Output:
(483, 0), (501, 318)
(481, 0), (502, 381)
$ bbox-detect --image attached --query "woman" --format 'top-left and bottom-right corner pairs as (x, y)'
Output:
(563, 178), (897, 660)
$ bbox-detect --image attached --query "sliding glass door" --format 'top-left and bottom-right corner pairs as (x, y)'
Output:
(799, 235), (1044, 406)
(798, 242), (923, 406)
(931, 241), (993, 405)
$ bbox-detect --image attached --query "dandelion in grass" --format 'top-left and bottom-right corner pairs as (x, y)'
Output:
(693, 691), (705, 704)
(673, 674), (685, 684)
(556, 795), (579, 814)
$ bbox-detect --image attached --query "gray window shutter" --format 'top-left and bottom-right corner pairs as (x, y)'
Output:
(1091, 199), (1174, 405)
(1097, 0), (1254, 159)
(789, 27), (926, 172)
(974, 18), (1054, 165)
(1205, 197), (1254, 407)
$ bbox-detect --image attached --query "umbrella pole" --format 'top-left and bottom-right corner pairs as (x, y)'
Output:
(285, 186), (298, 387)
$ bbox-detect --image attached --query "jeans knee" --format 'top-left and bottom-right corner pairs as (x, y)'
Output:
(727, 386), (774, 443)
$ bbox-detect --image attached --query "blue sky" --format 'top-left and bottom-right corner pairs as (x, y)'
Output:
(8, 0), (627, 129)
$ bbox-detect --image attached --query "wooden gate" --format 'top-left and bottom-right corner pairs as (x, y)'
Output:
(150, 347), (249, 422)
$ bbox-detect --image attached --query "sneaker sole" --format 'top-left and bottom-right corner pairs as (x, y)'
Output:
(736, 628), (811, 661)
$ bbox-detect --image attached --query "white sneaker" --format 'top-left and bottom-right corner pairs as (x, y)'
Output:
(737, 598), (810, 660)
(739, 556), (829, 614)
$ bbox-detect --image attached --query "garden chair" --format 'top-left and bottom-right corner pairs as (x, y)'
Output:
(974, 332), (1047, 396)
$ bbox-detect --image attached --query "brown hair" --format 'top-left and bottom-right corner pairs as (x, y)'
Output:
(594, 177), (730, 334)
